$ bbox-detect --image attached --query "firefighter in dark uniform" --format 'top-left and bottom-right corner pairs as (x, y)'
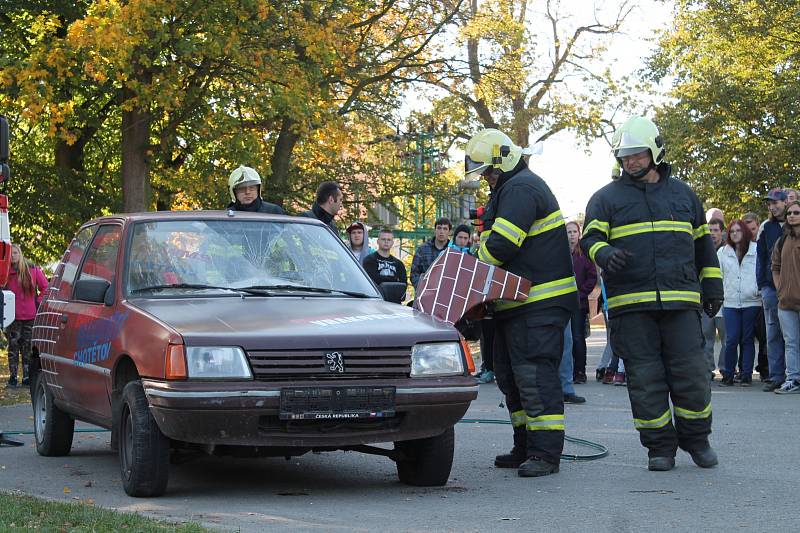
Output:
(580, 116), (724, 471)
(465, 128), (578, 477)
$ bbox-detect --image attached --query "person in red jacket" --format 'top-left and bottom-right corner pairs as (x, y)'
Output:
(3, 244), (48, 387)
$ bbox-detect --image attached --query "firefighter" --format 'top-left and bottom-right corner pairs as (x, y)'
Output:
(465, 128), (578, 477)
(227, 165), (285, 214)
(580, 116), (724, 471)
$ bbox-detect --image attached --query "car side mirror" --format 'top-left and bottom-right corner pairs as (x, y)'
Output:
(378, 282), (406, 304)
(74, 279), (111, 304)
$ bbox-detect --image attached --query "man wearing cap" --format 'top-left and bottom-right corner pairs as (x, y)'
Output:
(581, 116), (723, 472)
(756, 187), (787, 391)
(227, 166), (285, 214)
(345, 221), (373, 264)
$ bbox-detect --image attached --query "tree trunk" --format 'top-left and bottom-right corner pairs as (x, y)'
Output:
(54, 139), (86, 172)
(121, 94), (151, 213)
(268, 116), (300, 207)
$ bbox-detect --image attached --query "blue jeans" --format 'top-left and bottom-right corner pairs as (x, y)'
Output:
(560, 321), (575, 395)
(721, 306), (760, 376)
(761, 287), (786, 382)
(777, 309), (800, 382)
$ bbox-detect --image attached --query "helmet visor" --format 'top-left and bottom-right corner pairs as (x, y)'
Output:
(613, 131), (650, 158)
(234, 179), (260, 190)
(465, 155), (488, 176)
(614, 146), (650, 158)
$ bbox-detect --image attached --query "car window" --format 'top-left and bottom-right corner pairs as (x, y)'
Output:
(77, 224), (122, 285)
(125, 219), (380, 297)
(58, 225), (98, 297)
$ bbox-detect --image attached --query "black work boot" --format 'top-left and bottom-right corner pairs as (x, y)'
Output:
(494, 426), (527, 468)
(518, 456), (559, 477)
(647, 456), (676, 471)
(688, 445), (718, 468)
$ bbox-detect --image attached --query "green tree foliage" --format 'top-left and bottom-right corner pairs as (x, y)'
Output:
(419, 0), (634, 147)
(649, 0), (800, 217)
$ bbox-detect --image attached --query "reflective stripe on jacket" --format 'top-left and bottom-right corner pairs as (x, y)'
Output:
(579, 164), (723, 318)
(477, 166), (578, 315)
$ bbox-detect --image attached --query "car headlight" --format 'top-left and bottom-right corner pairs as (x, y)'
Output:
(411, 342), (465, 376)
(186, 346), (252, 379)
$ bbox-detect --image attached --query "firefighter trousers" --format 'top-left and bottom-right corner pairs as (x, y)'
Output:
(609, 309), (712, 458)
(494, 308), (569, 465)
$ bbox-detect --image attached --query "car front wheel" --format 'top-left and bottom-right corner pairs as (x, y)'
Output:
(33, 372), (74, 456)
(394, 426), (455, 486)
(119, 380), (169, 497)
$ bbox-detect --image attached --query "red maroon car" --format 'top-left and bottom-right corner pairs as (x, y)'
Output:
(30, 211), (477, 497)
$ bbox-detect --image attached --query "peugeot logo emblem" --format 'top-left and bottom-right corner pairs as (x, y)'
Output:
(325, 351), (345, 373)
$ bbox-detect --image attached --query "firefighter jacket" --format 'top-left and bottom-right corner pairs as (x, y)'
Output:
(580, 164), (723, 318)
(477, 164), (578, 315)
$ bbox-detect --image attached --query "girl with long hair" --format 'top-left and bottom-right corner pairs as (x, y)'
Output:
(771, 201), (800, 394)
(3, 245), (48, 387)
(566, 221), (598, 383)
(717, 220), (760, 386)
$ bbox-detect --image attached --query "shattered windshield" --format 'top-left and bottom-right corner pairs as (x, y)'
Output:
(125, 219), (379, 298)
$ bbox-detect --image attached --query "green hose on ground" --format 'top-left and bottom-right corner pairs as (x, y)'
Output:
(3, 421), (608, 461)
(458, 418), (608, 461)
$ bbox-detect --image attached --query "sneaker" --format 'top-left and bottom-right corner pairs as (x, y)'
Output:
(613, 372), (626, 386)
(775, 380), (800, 394)
(602, 371), (615, 385)
(573, 372), (587, 384)
(740, 375), (752, 387)
(596, 368), (606, 382)
(762, 380), (783, 392)
(563, 393), (586, 404)
(733, 372), (742, 384)
(477, 370), (495, 384)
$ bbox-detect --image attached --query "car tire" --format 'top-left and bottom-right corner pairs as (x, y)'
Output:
(394, 426), (455, 486)
(119, 381), (169, 497)
(32, 372), (74, 456)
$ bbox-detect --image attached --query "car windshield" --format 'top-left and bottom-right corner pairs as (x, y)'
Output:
(125, 219), (380, 298)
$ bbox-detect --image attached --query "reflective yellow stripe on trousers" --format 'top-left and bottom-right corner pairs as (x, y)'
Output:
(633, 408), (672, 430)
(526, 414), (565, 431)
(674, 403), (711, 420)
(510, 410), (527, 427)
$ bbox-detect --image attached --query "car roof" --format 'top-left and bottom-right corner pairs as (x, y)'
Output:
(81, 210), (324, 227)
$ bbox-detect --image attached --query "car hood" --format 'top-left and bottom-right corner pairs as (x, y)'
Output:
(128, 296), (459, 349)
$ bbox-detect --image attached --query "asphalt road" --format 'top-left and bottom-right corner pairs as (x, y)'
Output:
(0, 331), (797, 532)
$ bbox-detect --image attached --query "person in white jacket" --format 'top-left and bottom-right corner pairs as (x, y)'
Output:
(717, 220), (761, 386)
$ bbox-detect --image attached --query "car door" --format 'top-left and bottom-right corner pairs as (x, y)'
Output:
(59, 223), (124, 421)
(33, 224), (96, 410)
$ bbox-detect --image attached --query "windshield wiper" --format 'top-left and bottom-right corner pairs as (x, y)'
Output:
(129, 283), (269, 296)
(238, 284), (372, 298)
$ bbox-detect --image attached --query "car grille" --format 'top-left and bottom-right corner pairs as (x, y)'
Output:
(247, 347), (411, 380)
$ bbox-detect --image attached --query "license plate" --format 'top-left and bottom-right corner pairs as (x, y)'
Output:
(279, 386), (396, 420)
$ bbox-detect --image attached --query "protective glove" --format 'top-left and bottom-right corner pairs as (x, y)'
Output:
(600, 248), (633, 274)
(703, 298), (723, 318)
